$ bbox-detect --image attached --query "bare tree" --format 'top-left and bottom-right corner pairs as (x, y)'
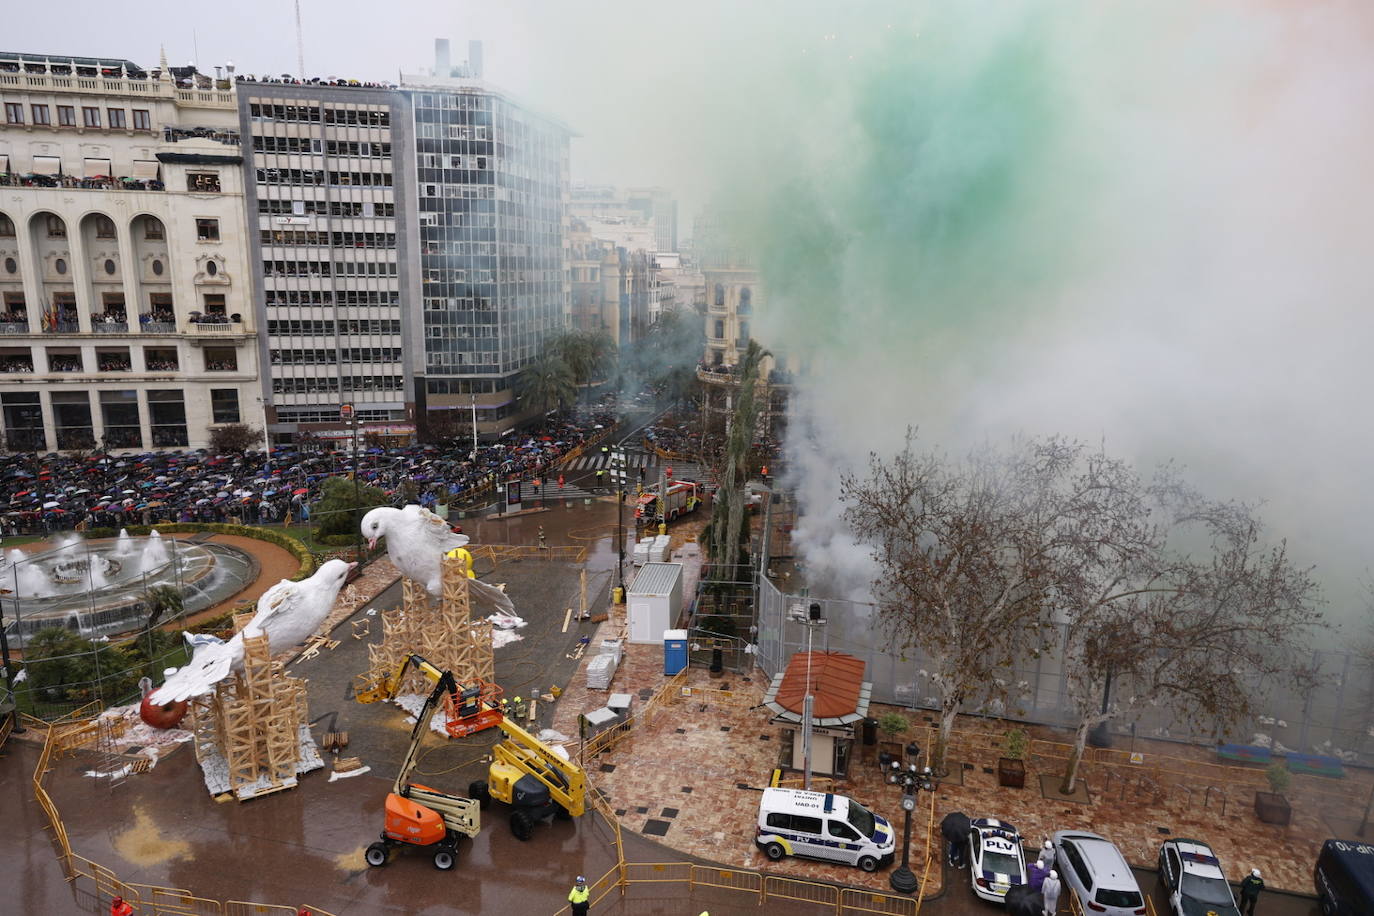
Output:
(841, 433), (1068, 773)
(209, 423), (262, 455)
(1043, 457), (1323, 793)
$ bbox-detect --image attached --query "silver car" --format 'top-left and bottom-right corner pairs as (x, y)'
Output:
(1052, 830), (1147, 916)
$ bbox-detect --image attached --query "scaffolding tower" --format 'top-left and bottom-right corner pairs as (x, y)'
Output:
(364, 553), (494, 699)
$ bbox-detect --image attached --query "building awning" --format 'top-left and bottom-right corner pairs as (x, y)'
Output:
(132, 159), (160, 179)
(763, 671), (873, 727)
(32, 156), (61, 175)
(83, 158), (112, 178)
(762, 651), (871, 725)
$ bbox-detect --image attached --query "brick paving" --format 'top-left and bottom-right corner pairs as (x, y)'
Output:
(552, 556), (1370, 900)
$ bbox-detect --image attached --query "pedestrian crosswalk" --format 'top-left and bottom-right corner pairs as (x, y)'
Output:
(560, 449), (706, 481)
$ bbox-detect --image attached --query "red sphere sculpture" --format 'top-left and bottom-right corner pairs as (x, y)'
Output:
(139, 693), (188, 729)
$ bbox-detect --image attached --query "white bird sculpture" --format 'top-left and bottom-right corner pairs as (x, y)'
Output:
(360, 504), (515, 614)
(149, 559), (356, 704)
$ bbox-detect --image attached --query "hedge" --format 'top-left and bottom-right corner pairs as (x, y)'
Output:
(81, 523), (316, 581)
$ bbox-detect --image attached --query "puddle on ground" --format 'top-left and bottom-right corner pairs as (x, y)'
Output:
(111, 805), (192, 866)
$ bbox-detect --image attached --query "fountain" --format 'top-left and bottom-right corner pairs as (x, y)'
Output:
(0, 532), (258, 647)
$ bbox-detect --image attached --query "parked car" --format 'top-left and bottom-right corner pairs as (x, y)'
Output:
(1157, 838), (1240, 916)
(755, 787), (895, 872)
(969, 817), (1027, 903)
(1314, 838), (1374, 916)
(1052, 830), (1147, 916)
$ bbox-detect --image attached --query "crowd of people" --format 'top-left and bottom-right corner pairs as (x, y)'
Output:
(0, 406), (618, 538)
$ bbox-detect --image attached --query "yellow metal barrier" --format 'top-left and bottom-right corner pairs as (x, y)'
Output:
(840, 887), (919, 916)
(225, 901), (299, 915)
(691, 865), (764, 896)
(763, 874), (840, 909)
(622, 861), (694, 885)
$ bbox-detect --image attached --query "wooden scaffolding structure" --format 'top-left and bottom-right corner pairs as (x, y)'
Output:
(365, 553), (495, 698)
(189, 625), (311, 800)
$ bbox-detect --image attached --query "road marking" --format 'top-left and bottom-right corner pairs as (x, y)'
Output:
(562, 607), (572, 633)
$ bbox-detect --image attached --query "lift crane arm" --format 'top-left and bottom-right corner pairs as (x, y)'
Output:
(492, 715), (587, 817)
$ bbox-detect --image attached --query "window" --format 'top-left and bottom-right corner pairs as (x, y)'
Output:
(107, 108), (126, 129)
(94, 215), (116, 238)
(210, 388), (240, 423)
(828, 820), (859, 841)
(57, 105), (75, 126)
(31, 104), (51, 126)
(131, 109), (150, 130)
(0, 214), (13, 237)
(202, 294), (226, 316)
(144, 220), (164, 240)
(188, 172), (220, 193)
(196, 218), (219, 241)
(47, 215), (66, 238)
(83, 106), (101, 127)
(4, 103), (22, 124)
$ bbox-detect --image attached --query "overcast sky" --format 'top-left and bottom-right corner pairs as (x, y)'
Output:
(13, 1), (1374, 636)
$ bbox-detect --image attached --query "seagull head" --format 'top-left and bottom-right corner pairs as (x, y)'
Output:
(360, 506), (400, 550)
(317, 558), (357, 586)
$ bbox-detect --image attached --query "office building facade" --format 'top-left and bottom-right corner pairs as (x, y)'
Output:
(237, 83), (417, 445)
(402, 43), (572, 438)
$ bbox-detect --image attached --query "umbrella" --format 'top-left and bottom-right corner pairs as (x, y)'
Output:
(293, 488), (308, 496)
(940, 812), (972, 845)
(43, 501), (60, 509)
(122, 489), (136, 495)
(1003, 884), (1041, 916)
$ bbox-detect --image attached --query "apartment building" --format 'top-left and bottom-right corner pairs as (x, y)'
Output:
(236, 83), (416, 444)
(402, 40), (572, 438)
(0, 51), (262, 452)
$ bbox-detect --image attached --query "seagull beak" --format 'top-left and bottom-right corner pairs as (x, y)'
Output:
(366, 537), (377, 550)
(347, 561), (358, 572)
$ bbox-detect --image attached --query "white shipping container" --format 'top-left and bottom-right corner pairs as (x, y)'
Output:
(626, 562), (684, 645)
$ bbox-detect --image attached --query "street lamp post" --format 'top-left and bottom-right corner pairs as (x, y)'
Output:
(888, 757), (935, 895)
(610, 448), (626, 595)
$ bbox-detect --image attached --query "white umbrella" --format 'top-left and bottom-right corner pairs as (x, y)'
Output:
(43, 501), (60, 509)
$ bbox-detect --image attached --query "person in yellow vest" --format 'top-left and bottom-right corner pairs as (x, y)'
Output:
(445, 546), (475, 578)
(568, 875), (590, 915)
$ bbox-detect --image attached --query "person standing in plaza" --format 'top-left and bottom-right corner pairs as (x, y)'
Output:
(1037, 840), (1055, 873)
(568, 875), (590, 915)
(1239, 868), (1264, 915)
(1041, 869), (1061, 916)
(110, 896), (134, 916)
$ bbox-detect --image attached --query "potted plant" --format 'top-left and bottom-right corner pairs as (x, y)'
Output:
(1254, 761), (1291, 825)
(998, 728), (1028, 789)
(876, 712), (908, 769)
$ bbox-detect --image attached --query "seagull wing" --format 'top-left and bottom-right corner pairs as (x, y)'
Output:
(410, 505), (471, 554)
(245, 578), (302, 636)
(149, 638), (239, 704)
(469, 577), (515, 617)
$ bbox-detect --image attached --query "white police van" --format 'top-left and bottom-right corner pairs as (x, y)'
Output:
(755, 787), (895, 872)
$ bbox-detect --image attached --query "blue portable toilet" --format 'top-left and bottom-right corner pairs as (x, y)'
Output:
(663, 629), (688, 676)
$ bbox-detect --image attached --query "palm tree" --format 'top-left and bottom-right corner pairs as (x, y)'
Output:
(515, 350), (576, 417)
(551, 329), (617, 406)
(708, 339), (769, 578)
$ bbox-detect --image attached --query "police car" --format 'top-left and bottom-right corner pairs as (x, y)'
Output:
(969, 817), (1027, 902)
(1157, 838), (1240, 916)
(755, 787), (895, 872)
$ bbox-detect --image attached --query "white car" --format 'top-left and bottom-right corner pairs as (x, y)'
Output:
(1053, 830), (1147, 916)
(968, 817), (1027, 902)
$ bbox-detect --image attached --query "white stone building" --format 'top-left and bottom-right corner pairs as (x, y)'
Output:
(0, 52), (261, 452)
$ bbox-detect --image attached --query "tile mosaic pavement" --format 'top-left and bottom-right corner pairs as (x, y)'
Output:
(546, 544), (1369, 899)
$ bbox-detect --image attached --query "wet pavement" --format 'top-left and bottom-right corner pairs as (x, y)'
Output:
(1, 497), (1329, 914)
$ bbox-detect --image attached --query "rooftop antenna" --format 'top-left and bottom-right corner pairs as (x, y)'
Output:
(295, 0), (306, 79)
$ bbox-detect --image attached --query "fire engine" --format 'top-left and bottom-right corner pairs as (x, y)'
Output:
(635, 479), (702, 523)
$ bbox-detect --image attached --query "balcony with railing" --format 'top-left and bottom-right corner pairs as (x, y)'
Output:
(187, 320), (245, 336)
(0, 172), (164, 192)
(42, 320), (81, 334)
(0, 320), (30, 334)
(164, 125), (240, 146)
(92, 319), (130, 334)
